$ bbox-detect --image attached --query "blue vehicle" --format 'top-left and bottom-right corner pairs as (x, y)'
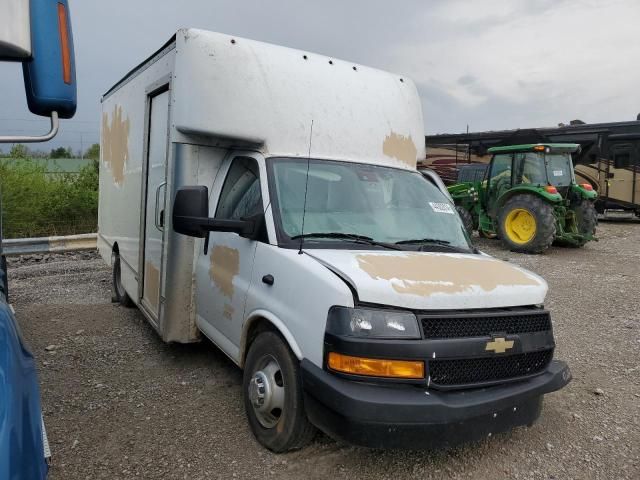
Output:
(1, 0), (77, 477)
(0, 275), (49, 480)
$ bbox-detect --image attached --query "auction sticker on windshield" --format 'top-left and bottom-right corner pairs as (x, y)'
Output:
(429, 202), (455, 214)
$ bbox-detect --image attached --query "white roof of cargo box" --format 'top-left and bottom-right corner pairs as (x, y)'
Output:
(173, 29), (425, 170)
(105, 29), (425, 170)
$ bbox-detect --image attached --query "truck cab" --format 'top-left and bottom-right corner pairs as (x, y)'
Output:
(98, 29), (571, 451)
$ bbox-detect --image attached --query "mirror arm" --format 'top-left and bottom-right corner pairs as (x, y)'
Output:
(205, 218), (250, 233)
(203, 234), (210, 256)
(0, 111), (59, 144)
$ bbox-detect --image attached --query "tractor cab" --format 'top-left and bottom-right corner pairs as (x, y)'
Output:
(484, 144), (580, 215)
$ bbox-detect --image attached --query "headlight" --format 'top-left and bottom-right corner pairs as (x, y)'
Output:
(326, 306), (421, 339)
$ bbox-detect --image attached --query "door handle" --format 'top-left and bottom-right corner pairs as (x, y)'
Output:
(155, 181), (167, 231)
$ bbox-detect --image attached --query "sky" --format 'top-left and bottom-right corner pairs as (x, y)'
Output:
(1, 0), (639, 153)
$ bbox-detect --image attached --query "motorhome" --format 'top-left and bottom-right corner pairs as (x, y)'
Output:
(99, 29), (571, 451)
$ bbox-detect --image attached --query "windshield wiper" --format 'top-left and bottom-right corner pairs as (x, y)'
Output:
(395, 237), (472, 252)
(291, 232), (404, 250)
(395, 237), (451, 245)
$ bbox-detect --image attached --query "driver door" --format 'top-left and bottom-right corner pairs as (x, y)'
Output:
(195, 155), (266, 360)
(485, 153), (513, 217)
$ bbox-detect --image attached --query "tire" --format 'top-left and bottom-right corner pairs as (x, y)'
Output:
(479, 228), (498, 239)
(572, 199), (597, 246)
(498, 194), (556, 254)
(243, 331), (316, 452)
(456, 206), (474, 236)
(112, 251), (134, 307)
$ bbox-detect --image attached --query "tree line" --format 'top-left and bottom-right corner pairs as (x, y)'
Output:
(0, 143), (100, 159)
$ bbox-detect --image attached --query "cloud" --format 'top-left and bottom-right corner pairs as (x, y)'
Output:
(388, 0), (640, 132)
(1, 0), (639, 149)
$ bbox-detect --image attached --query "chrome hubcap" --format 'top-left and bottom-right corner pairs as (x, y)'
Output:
(248, 356), (285, 428)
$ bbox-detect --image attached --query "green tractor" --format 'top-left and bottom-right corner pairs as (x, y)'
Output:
(449, 143), (598, 253)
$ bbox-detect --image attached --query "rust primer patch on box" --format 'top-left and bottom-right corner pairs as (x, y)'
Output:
(209, 246), (240, 298)
(223, 303), (235, 320)
(144, 261), (160, 311)
(382, 131), (418, 169)
(356, 253), (540, 296)
(101, 105), (130, 186)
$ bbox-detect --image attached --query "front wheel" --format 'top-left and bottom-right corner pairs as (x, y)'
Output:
(498, 194), (556, 254)
(243, 331), (316, 452)
(455, 205), (474, 236)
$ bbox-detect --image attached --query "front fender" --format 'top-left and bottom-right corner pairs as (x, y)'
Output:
(497, 185), (562, 208)
(571, 184), (598, 201)
(240, 309), (304, 367)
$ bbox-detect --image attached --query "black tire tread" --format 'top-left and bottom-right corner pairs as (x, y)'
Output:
(112, 253), (135, 307)
(456, 205), (474, 235)
(572, 199), (597, 246)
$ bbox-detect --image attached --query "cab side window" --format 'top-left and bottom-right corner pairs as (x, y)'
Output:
(489, 154), (513, 191)
(216, 157), (263, 220)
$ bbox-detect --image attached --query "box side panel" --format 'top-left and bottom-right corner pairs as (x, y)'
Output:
(98, 48), (175, 302)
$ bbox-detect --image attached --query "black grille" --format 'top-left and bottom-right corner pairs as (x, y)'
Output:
(420, 310), (551, 339)
(429, 350), (553, 387)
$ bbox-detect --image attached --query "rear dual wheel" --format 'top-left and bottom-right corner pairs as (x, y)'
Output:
(112, 251), (134, 307)
(498, 195), (556, 254)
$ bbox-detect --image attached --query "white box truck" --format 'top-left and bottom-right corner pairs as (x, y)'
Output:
(98, 29), (571, 451)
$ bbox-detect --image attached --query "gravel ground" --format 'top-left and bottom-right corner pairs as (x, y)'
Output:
(10, 221), (640, 480)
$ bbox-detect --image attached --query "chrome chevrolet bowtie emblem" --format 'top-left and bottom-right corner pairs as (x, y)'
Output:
(485, 337), (514, 354)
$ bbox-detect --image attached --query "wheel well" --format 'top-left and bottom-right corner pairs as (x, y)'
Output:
(497, 190), (553, 210)
(240, 317), (284, 368)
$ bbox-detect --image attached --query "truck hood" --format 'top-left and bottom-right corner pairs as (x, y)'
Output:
(305, 250), (547, 310)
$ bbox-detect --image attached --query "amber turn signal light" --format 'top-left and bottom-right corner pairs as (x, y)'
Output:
(580, 183), (594, 191)
(327, 352), (425, 379)
(57, 3), (72, 84)
(545, 185), (558, 194)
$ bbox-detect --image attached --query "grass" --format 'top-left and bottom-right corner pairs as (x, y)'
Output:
(0, 159), (98, 239)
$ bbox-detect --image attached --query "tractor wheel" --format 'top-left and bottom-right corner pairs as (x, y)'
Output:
(456, 206), (474, 236)
(571, 199), (597, 247)
(498, 195), (556, 254)
(479, 229), (498, 239)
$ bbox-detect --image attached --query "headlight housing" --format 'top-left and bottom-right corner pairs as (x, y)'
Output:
(326, 306), (421, 339)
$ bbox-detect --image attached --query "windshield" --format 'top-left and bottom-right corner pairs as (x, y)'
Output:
(268, 158), (472, 251)
(513, 152), (574, 187)
(544, 153), (574, 187)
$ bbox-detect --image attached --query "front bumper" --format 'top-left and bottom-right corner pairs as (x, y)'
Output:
(302, 358), (571, 449)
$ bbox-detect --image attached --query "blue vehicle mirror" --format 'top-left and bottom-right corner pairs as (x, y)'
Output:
(22, 0), (77, 119)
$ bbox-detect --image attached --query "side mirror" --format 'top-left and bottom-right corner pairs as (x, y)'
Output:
(172, 186), (264, 251)
(172, 186), (209, 238)
(22, 0), (77, 119)
(0, 0), (77, 144)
